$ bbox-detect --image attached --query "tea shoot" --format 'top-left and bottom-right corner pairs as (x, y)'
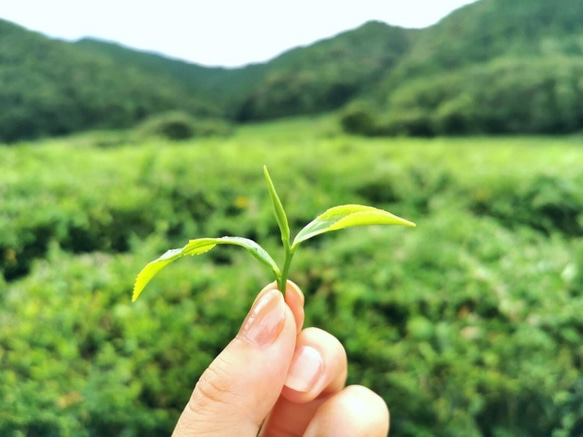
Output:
(132, 166), (415, 301)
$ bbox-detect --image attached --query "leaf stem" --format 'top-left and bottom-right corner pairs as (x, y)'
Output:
(278, 241), (295, 293)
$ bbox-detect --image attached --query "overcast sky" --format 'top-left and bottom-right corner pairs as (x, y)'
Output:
(1, 0), (478, 67)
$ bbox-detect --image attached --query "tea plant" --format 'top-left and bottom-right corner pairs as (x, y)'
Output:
(132, 166), (415, 300)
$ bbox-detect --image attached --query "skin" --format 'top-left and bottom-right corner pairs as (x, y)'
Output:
(173, 281), (390, 437)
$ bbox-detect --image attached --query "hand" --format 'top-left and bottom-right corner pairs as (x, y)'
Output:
(173, 281), (390, 436)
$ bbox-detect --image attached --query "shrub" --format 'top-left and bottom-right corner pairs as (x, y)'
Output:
(379, 109), (435, 137)
(137, 111), (232, 141)
(1, 130), (582, 436)
(339, 103), (378, 136)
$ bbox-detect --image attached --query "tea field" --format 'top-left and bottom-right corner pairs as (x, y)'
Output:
(1, 117), (582, 436)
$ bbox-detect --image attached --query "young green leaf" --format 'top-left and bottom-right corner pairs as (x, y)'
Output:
(263, 165), (290, 246)
(133, 168), (416, 302)
(132, 247), (194, 302)
(292, 204), (416, 248)
(132, 237), (279, 302)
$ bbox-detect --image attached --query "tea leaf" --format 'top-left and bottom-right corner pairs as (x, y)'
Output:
(132, 237), (279, 301)
(264, 165), (290, 246)
(293, 204), (416, 247)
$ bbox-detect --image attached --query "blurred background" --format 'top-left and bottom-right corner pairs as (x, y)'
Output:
(1, 0), (582, 435)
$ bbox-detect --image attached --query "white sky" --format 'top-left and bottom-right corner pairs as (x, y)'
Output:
(1, 0), (478, 67)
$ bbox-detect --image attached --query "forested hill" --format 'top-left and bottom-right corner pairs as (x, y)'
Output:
(76, 21), (416, 121)
(0, 18), (414, 142)
(390, 0), (583, 81)
(72, 38), (269, 111)
(3, 0), (583, 142)
(0, 19), (222, 142)
(362, 0), (583, 136)
(235, 21), (416, 121)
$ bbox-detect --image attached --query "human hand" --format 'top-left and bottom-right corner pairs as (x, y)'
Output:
(172, 281), (390, 436)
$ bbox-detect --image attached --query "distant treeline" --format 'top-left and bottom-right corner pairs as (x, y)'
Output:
(343, 0), (583, 136)
(342, 57), (583, 136)
(0, 20), (219, 143)
(2, 0), (583, 142)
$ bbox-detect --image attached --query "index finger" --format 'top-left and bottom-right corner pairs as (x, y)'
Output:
(261, 281), (305, 334)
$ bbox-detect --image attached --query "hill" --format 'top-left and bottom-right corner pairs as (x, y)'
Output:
(390, 0), (583, 79)
(0, 19), (220, 142)
(360, 0), (583, 136)
(73, 38), (269, 111)
(75, 21), (417, 121)
(1, 17), (413, 142)
(236, 21), (417, 121)
(4, 0), (583, 141)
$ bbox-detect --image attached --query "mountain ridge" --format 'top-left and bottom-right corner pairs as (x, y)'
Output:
(0, 17), (414, 141)
(3, 0), (583, 141)
(0, 18), (220, 142)
(343, 0), (583, 136)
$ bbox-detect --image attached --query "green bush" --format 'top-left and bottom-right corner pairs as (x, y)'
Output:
(339, 103), (378, 136)
(469, 174), (583, 237)
(1, 126), (582, 436)
(379, 109), (435, 137)
(136, 111), (233, 141)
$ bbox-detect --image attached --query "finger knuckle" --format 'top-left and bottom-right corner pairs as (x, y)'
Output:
(189, 358), (236, 412)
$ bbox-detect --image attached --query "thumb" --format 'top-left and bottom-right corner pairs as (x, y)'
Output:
(173, 286), (298, 436)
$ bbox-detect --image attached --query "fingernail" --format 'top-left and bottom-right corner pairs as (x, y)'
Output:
(284, 281), (305, 334)
(284, 346), (323, 392)
(239, 289), (285, 348)
(286, 281), (305, 306)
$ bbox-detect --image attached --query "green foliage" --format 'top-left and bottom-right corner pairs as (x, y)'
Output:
(339, 102), (379, 136)
(0, 20), (221, 143)
(237, 22), (415, 121)
(136, 111), (233, 141)
(73, 38), (254, 108)
(1, 118), (582, 436)
(264, 165), (291, 246)
(387, 0), (583, 82)
(292, 204), (415, 246)
(346, 0), (583, 137)
(133, 236), (280, 302)
(0, 19), (415, 141)
(378, 57), (583, 136)
(470, 173), (583, 237)
(7, 0), (583, 141)
(134, 166), (414, 298)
